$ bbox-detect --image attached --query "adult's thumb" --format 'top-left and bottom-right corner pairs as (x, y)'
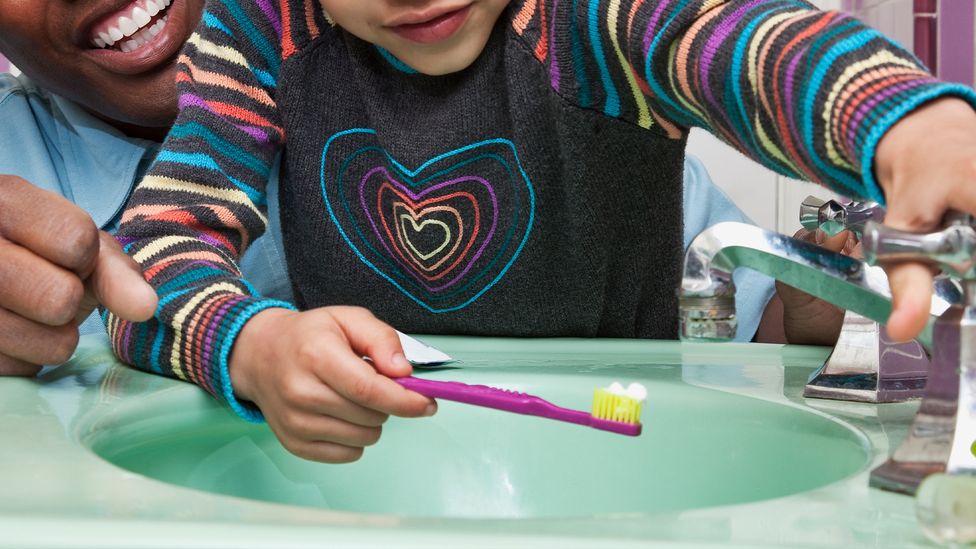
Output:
(85, 233), (158, 322)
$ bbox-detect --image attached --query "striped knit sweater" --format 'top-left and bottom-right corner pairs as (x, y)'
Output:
(110, 0), (976, 420)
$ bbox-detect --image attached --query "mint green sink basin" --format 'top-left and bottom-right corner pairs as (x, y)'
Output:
(85, 346), (869, 519)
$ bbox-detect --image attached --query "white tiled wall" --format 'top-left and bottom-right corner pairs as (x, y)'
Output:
(686, 0), (842, 235)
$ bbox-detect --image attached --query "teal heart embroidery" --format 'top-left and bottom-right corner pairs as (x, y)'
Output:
(320, 128), (535, 312)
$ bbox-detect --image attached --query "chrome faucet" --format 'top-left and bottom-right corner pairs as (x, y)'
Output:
(863, 216), (976, 494)
(799, 196), (933, 403)
(679, 219), (971, 494)
(678, 222), (943, 345)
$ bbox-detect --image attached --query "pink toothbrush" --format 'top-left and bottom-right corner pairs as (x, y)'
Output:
(394, 376), (644, 436)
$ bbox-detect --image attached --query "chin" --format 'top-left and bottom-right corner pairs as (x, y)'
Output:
(399, 38), (490, 75)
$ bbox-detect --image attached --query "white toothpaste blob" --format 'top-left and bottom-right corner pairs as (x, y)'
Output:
(606, 381), (648, 402)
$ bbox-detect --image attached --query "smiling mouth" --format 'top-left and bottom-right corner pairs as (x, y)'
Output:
(88, 0), (174, 53)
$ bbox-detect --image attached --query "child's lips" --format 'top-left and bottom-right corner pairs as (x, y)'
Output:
(389, 5), (472, 45)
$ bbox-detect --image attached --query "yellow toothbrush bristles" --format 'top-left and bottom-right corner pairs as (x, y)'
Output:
(592, 387), (643, 424)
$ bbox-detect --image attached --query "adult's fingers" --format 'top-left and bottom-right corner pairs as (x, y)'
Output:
(0, 175), (100, 276)
(0, 306), (79, 365)
(0, 354), (42, 377)
(78, 232), (158, 323)
(0, 238), (84, 326)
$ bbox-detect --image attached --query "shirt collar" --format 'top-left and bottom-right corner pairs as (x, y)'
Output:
(49, 93), (158, 230)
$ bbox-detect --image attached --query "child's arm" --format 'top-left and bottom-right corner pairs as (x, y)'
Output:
(546, 0), (976, 339)
(108, 0), (432, 460)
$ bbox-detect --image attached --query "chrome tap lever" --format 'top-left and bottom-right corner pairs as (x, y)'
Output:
(863, 218), (976, 279)
(800, 195), (884, 237)
(865, 215), (976, 494)
(800, 199), (933, 404)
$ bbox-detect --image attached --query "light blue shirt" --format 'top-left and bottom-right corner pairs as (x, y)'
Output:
(682, 156), (776, 342)
(0, 73), (772, 341)
(0, 74), (293, 335)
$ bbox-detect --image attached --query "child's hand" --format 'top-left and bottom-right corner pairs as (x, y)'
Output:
(229, 306), (437, 463)
(773, 229), (859, 345)
(874, 97), (976, 342)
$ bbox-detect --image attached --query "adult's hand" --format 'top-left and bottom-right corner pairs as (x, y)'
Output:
(0, 175), (158, 376)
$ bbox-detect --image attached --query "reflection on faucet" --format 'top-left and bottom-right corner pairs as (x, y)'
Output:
(679, 220), (972, 494)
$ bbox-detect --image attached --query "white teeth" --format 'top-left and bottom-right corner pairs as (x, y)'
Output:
(132, 7), (151, 27)
(110, 15), (169, 53)
(118, 16), (138, 37)
(91, 0), (172, 50)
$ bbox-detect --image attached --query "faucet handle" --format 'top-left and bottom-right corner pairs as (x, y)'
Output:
(862, 215), (976, 279)
(800, 195), (885, 237)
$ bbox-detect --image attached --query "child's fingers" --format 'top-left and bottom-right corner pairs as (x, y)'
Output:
(331, 306), (413, 377)
(276, 435), (367, 463)
(883, 262), (933, 342)
(274, 409), (383, 449)
(315, 333), (435, 418)
(284, 375), (390, 427)
(876, 189), (946, 342)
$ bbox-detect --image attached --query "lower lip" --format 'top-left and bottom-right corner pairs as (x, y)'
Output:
(391, 5), (471, 44)
(82, 0), (190, 75)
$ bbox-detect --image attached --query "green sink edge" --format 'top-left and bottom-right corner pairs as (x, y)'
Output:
(0, 334), (932, 549)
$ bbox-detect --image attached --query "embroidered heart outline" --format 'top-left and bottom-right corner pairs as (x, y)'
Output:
(368, 171), (493, 289)
(320, 128), (536, 313)
(383, 182), (480, 278)
(399, 214), (451, 261)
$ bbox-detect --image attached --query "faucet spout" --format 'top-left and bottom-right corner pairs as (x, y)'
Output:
(679, 222), (935, 348)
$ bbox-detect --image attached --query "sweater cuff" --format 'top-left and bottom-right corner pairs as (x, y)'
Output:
(211, 297), (298, 422)
(859, 83), (976, 206)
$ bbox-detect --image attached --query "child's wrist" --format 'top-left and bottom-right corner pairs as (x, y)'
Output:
(874, 97), (976, 198)
(228, 307), (293, 403)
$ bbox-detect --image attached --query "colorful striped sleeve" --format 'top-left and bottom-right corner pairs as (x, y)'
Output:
(514, 0), (976, 202)
(106, 0), (327, 421)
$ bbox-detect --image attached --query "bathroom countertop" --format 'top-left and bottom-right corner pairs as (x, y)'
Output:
(0, 334), (937, 549)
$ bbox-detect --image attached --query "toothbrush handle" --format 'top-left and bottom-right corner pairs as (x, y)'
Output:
(394, 376), (588, 422)
(394, 376), (641, 436)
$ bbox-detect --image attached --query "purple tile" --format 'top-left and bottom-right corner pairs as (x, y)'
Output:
(914, 0), (937, 14)
(0, 55), (8, 73)
(915, 16), (938, 72)
(938, 0), (975, 85)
